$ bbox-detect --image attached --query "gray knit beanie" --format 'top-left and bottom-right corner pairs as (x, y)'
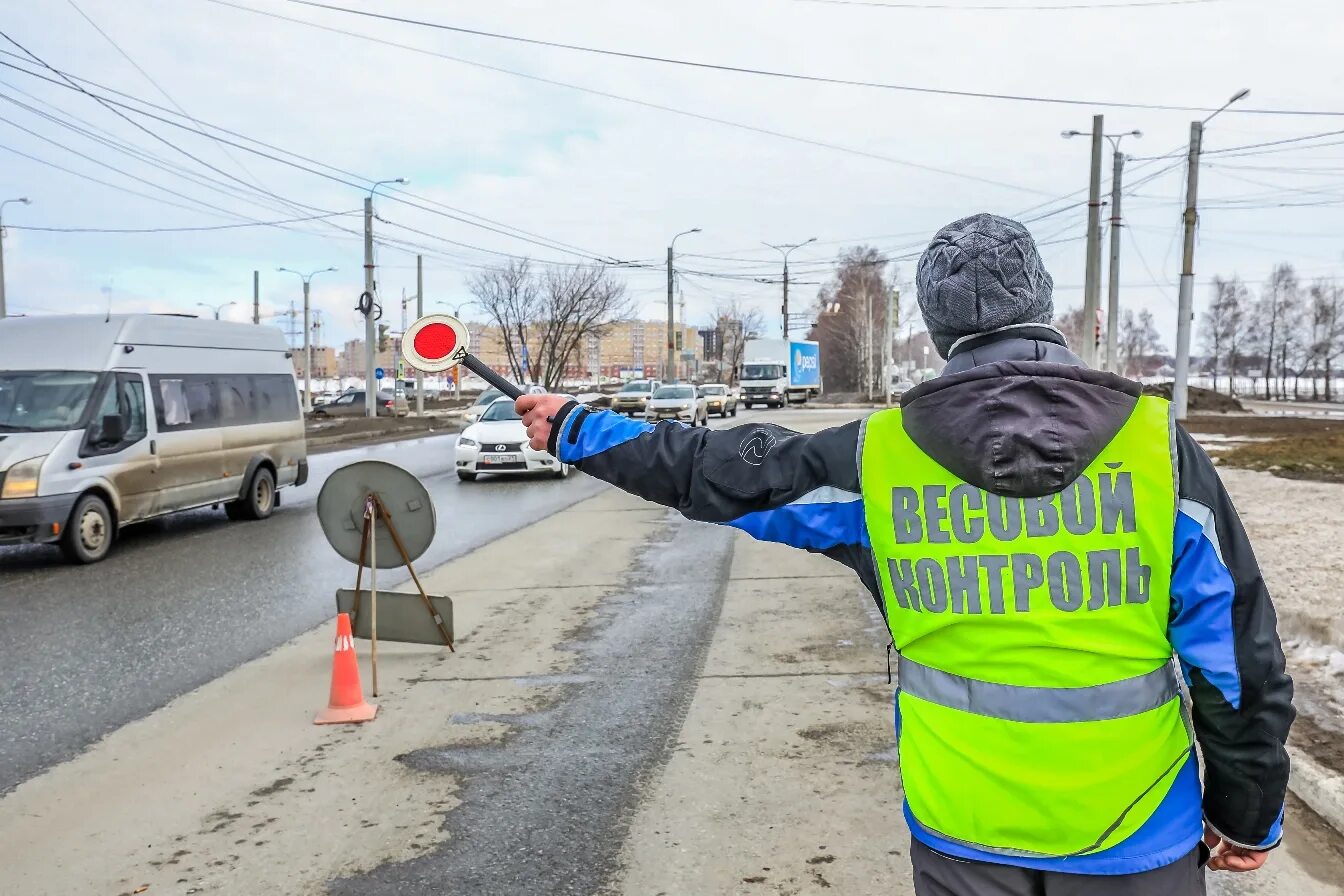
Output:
(915, 213), (1054, 358)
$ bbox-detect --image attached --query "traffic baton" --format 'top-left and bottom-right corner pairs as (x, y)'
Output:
(401, 313), (525, 399)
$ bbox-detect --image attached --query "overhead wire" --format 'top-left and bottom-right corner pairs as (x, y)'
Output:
(0, 54), (630, 264)
(6, 210), (358, 233)
(283, 0), (1342, 117)
(791, 0), (1225, 8)
(61, 0), (333, 241)
(200, 0), (1057, 197)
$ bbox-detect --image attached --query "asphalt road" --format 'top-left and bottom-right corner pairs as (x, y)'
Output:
(0, 433), (609, 794)
(0, 406), (776, 795)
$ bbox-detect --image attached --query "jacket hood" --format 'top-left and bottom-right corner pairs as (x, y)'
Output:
(899, 347), (1143, 498)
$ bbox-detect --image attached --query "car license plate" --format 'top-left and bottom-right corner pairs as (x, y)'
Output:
(480, 453), (522, 465)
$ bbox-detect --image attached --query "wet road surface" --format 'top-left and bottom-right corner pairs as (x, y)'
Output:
(0, 434), (605, 793)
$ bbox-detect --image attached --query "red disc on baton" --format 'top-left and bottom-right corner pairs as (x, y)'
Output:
(403, 314), (470, 373)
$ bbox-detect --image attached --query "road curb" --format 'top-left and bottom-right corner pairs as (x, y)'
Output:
(1289, 747), (1344, 835)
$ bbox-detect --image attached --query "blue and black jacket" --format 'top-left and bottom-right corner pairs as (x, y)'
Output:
(544, 327), (1294, 875)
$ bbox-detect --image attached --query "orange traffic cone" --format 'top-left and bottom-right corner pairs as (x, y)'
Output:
(314, 613), (378, 725)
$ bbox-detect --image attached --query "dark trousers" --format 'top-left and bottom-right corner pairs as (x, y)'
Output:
(910, 837), (1207, 896)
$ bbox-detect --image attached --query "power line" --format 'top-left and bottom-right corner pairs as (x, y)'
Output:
(0, 55), (628, 262)
(0, 112), (334, 230)
(283, 0), (1342, 117)
(1202, 127), (1344, 156)
(0, 140), (271, 221)
(0, 50), (621, 264)
(0, 80), (364, 242)
(792, 0), (1224, 8)
(198, 1), (1056, 198)
(0, 27), (351, 239)
(7, 210), (358, 233)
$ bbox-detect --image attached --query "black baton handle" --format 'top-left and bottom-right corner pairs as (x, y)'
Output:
(461, 353), (523, 399)
(459, 353), (556, 423)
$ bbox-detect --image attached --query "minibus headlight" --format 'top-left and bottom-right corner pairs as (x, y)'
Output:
(1, 455), (47, 500)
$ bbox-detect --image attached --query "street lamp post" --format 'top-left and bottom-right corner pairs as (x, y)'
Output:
(667, 229), (700, 382)
(278, 266), (337, 413)
(364, 178), (409, 417)
(196, 301), (237, 320)
(765, 238), (817, 337)
(436, 299), (480, 400)
(1063, 128), (1142, 372)
(1173, 88), (1251, 420)
(0, 197), (32, 320)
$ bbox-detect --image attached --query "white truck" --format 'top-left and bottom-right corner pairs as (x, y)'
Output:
(739, 339), (822, 409)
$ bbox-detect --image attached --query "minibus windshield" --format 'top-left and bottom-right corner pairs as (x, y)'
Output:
(0, 371), (100, 432)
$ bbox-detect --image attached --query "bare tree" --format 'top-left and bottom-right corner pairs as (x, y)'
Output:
(470, 259), (631, 389)
(469, 259), (540, 383)
(1254, 263), (1298, 400)
(1202, 276), (1247, 395)
(1119, 309), (1164, 378)
(1307, 278), (1344, 401)
(710, 297), (766, 386)
(1054, 307), (1087, 353)
(533, 264), (632, 390)
(809, 246), (892, 395)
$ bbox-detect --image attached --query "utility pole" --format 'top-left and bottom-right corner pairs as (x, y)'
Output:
(678, 285), (686, 382)
(277, 266), (335, 414)
(415, 254), (424, 416)
(767, 238), (817, 338)
(1172, 121), (1203, 421)
(885, 285), (898, 407)
(0, 197), (32, 319)
(303, 280), (312, 410)
(252, 270), (259, 324)
(363, 195), (377, 417)
(1106, 149), (1124, 373)
(1172, 89), (1249, 419)
(1082, 114), (1104, 368)
(667, 228), (700, 382)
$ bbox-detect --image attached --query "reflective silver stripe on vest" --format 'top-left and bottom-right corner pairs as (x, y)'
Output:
(898, 656), (1179, 723)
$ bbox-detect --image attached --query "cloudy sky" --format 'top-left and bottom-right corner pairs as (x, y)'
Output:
(2, 0), (1342, 351)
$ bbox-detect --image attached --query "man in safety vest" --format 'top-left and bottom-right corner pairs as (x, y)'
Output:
(517, 212), (1293, 894)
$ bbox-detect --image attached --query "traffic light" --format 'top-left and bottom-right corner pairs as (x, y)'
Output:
(377, 324), (391, 352)
(675, 331), (683, 350)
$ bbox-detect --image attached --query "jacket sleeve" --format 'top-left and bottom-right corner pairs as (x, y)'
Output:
(546, 402), (878, 590)
(1171, 427), (1294, 850)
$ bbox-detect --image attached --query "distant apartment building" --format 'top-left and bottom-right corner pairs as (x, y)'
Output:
(293, 346), (337, 380)
(336, 339), (398, 380)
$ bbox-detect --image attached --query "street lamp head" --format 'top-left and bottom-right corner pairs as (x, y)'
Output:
(18, 197), (29, 205)
(324, 266), (337, 273)
(1229, 88), (1251, 104)
(275, 267), (290, 273)
(1061, 130), (1082, 139)
(689, 227), (701, 234)
(1130, 130), (1143, 138)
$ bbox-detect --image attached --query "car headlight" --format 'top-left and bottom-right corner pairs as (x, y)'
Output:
(459, 437), (478, 448)
(1, 455), (46, 500)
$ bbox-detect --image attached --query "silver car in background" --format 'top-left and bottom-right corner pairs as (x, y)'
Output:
(644, 384), (707, 426)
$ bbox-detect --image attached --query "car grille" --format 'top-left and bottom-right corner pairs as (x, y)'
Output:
(483, 441), (524, 452)
(483, 462), (528, 470)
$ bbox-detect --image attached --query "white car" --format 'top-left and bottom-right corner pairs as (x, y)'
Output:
(644, 384), (707, 426)
(455, 398), (570, 481)
(462, 384), (546, 424)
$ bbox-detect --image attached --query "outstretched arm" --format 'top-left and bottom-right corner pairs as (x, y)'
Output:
(517, 395), (876, 586)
